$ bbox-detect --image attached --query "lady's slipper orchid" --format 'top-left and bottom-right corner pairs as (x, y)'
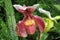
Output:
(13, 4), (45, 37)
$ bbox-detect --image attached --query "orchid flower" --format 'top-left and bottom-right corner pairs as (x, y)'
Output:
(13, 4), (45, 37)
(38, 8), (54, 20)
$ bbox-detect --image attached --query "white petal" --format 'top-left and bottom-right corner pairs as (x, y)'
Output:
(20, 32), (27, 37)
(28, 4), (39, 9)
(18, 21), (21, 23)
(32, 4), (39, 9)
(38, 8), (47, 13)
(13, 4), (26, 10)
(38, 8), (54, 20)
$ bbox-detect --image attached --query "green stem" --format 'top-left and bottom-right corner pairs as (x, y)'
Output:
(4, 0), (18, 40)
(37, 31), (40, 40)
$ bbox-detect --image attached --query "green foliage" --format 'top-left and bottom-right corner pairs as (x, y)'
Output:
(0, 18), (9, 40)
(54, 22), (60, 33)
(54, 4), (60, 11)
(40, 33), (48, 40)
(2, 0), (18, 40)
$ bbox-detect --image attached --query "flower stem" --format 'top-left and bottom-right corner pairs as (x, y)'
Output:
(38, 31), (40, 40)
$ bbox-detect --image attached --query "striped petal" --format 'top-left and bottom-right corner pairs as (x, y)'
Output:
(33, 15), (45, 32)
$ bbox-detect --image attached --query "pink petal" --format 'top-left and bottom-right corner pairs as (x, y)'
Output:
(13, 4), (27, 14)
(25, 23), (36, 35)
(23, 4), (27, 7)
(16, 21), (27, 37)
(33, 15), (45, 32)
(24, 18), (36, 34)
(13, 5), (27, 10)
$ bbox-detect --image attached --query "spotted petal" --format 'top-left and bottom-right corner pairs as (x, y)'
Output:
(33, 15), (45, 32)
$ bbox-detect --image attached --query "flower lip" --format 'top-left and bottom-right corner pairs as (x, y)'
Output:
(24, 19), (35, 26)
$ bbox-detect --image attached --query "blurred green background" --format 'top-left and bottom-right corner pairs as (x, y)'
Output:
(0, 0), (60, 40)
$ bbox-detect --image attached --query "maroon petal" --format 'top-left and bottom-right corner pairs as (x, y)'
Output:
(16, 21), (27, 37)
(33, 15), (45, 32)
(27, 4), (39, 12)
(26, 7), (35, 13)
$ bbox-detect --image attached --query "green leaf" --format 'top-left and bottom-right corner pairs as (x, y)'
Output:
(4, 0), (18, 40)
(54, 23), (60, 33)
(0, 18), (10, 40)
(40, 33), (48, 40)
(54, 4), (60, 11)
(54, 16), (60, 20)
